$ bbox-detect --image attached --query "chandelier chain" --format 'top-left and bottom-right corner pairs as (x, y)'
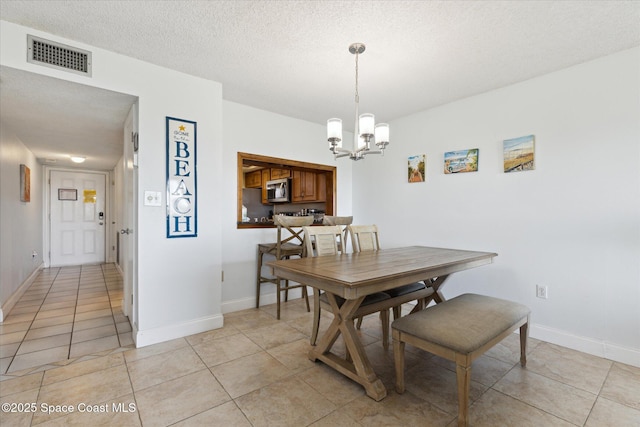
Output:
(354, 50), (359, 104)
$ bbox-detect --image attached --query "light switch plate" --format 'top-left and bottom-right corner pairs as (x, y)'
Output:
(144, 191), (162, 207)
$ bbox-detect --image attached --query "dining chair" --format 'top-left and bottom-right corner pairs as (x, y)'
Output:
(303, 225), (392, 349)
(322, 215), (353, 252)
(348, 224), (433, 320)
(256, 214), (314, 319)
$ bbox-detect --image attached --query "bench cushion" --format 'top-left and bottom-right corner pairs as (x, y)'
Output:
(391, 293), (530, 354)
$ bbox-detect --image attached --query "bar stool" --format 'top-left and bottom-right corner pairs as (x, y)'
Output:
(256, 214), (314, 319)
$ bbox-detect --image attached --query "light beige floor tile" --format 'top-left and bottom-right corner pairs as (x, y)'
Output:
(224, 309), (281, 332)
(484, 332), (542, 365)
(235, 375), (336, 427)
(1, 312), (37, 325)
(0, 330), (27, 346)
(118, 332), (134, 346)
(16, 333), (71, 355)
(72, 315), (114, 331)
(123, 337), (189, 363)
(308, 407), (364, 427)
(69, 335), (119, 358)
(7, 304), (41, 315)
(116, 321), (132, 333)
(184, 324), (239, 346)
(469, 388), (574, 426)
(403, 357), (488, 415)
(39, 300), (77, 311)
(585, 396), (640, 427)
(7, 346), (69, 373)
(340, 389), (454, 427)
(299, 363), (364, 405)
(127, 346), (206, 391)
(75, 301), (111, 314)
(267, 338), (316, 374)
(599, 362), (640, 410)
(31, 314), (74, 329)
(210, 351), (291, 398)
(43, 353), (125, 386)
(526, 342), (612, 393)
(135, 369), (230, 426)
(0, 342), (20, 359)
(493, 366), (597, 425)
(0, 356), (12, 375)
(34, 394), (141, 426)
(0, 388), (39, 427)
(71, 324), (117, 344)
(73, 308), (113, 322)
(0, 371), (44, 397)
(243, 321), (307, 350)
(192, 332), (262, 367)
(171, 400), (252, 427)
(0, 321), (33, 335)
(33, 364), (133, 424)
(35, 307), (76, 320)
(25, 324), (73, 341)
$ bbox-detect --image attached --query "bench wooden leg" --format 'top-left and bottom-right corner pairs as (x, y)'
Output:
(393, 329), (406, 393)
(381, 309), (390, 350)
(520, 317), (529, 367)
(455, 360), (471, 427)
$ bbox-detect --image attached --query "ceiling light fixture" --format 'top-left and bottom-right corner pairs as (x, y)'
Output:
(70, 156), (86, 163)
(327, 43), (389, 161)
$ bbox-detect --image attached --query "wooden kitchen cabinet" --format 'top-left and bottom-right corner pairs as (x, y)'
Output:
(270, 168), (291, 179)
(245, 170), (262, 188)
(261, 169), (271, 204)
(292, 170), (317, 202)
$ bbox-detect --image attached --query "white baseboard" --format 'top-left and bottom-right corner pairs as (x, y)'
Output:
(133, 313), (224, 348)
(0, 263), (43, 322)
(530, 323), (640, 368)
(222, 288), (307, 314)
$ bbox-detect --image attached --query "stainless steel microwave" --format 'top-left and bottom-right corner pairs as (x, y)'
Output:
(265, 178), (291, 203)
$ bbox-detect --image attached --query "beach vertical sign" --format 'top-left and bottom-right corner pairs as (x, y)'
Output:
(166, 116), (197, 238)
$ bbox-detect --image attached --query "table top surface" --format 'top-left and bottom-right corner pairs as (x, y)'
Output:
(267, 246), (497, 298)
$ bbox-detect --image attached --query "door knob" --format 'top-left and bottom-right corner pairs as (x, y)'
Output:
(120, 228), (132, 235)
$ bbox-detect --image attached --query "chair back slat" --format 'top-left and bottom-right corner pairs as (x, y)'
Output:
(323, 215), (353, 250)
(273, 215), (314, 257)
(348, 224), (381, 253)
(304, 225), (343, 257)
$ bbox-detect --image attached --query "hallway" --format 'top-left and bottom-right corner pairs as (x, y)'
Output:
(0, 264), (133, 375)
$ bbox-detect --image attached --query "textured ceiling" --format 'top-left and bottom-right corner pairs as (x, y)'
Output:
(1, 1), (639, 169)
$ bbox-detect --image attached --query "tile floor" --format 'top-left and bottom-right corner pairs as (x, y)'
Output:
(1, 267), (639, 426)
(0, 264), (133, 375)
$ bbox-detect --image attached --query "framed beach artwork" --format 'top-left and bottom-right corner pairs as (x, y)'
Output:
(444, 149), (479, 174)
(503, 135), (535, 172)
(20, 164), (30, 202)
(408, 154), (425, 183)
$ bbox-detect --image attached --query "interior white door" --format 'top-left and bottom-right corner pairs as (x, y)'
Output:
(50, 170), (106, 266)
(121, 105), (137, 319)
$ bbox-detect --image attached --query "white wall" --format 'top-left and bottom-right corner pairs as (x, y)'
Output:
(0, 21), (224, 346)
(0, 124), (43, 321)
(353, 47), (640, 366)
(220, 101), (353, 312)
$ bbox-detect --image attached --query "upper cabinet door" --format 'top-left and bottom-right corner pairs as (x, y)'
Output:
(292, 170), (317, 202)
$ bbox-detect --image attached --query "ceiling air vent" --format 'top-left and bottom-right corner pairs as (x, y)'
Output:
(27, 35), (92, 77)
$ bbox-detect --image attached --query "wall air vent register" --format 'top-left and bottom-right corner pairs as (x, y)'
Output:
(27, 35), (92, 77)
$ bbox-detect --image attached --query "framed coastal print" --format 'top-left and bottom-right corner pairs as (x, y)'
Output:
(20, 164), (30, 202)
(444, 149), (479, 174)
(503, 135), (535, 172)
(408, 154), (425, 183)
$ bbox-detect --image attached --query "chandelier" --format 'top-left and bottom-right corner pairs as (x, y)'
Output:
(327, 43), (390, 161)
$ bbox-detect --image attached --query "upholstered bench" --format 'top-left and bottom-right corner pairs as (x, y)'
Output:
(392, 293), (530, 427)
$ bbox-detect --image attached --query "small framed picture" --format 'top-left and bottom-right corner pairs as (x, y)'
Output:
(20, 164), (30, 202)
(58, 188), (78, 201)
(408, 154), (426, 183)
(444, 149), (479, 174)
(503, 135), (535, 172)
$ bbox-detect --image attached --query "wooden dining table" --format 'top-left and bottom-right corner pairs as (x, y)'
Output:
(267, 245), (498, 401)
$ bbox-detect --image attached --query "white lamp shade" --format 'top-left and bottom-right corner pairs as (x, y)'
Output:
(375, 123), (389, 143)
(327, 118), (342, 146)
(359, 113), (375, 136)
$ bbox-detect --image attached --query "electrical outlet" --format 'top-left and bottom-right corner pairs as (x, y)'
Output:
(536, 285), (548, 299)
